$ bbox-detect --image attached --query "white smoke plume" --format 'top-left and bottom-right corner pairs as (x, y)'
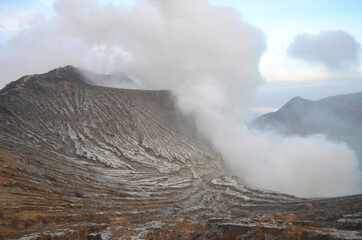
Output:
(1, 0), (361, 197)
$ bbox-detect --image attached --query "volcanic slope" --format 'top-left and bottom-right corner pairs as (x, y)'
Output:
(0, 66), (361, 239)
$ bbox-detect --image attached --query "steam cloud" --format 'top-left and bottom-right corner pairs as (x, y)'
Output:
(287, 30), (361, 69)
(1, 0), (361, 197)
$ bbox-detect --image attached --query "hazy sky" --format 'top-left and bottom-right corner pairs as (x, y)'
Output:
(1, 0), (361, 111)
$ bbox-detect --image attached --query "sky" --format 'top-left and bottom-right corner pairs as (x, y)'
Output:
(0, 0), (361, 112)
(211, 0), (362, 115)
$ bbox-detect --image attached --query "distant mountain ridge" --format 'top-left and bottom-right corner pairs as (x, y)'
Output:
(251, 92), (362, 138)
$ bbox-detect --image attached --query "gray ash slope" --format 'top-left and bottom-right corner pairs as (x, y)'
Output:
(0, 65), (222, 175)
(0, 66), (362, 240)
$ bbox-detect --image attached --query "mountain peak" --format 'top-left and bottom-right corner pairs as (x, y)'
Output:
(42, 65), (88, 84)
(0, 65), (89, 95)
(49, 65), (80, 74)
(277, 95), (312, 113)
(287, 96), (307, 103)
(292, 96), (302, 100)
(1, 65), (140, 96)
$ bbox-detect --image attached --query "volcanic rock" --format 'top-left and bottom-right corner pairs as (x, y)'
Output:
(0, 66), (361, 239)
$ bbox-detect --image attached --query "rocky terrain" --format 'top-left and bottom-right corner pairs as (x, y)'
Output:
(0, 66), (362, 239)
(251, 93), (362, 138)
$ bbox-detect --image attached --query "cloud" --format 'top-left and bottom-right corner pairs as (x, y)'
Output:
(0, 24), (6, 32)
(0, 0), (360, 197)
(0, 5), (38, 33)
(287, 30), (361, 69)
